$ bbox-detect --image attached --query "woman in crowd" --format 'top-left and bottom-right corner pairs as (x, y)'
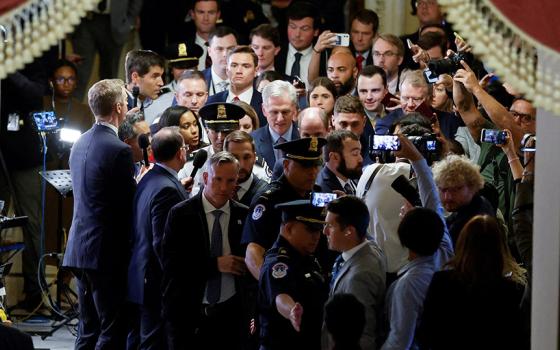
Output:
(234, 100), (260, 133)
(308, 77), (337, 119)
(159, 105), (207, 152)
(418, 215), (526, 350)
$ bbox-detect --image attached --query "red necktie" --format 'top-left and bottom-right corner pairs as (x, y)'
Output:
(233, 96), (240, 102)
(356, 54), (364, 72)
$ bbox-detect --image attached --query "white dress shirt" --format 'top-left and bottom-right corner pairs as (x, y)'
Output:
(226, 86), (254, 104)
(209, 67), (229, 96)
(285, 44), (313, 87)
(201, 194), (235, 304)
(195, 34), (209, 71)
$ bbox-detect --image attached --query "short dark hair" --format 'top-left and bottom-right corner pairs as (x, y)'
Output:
(358, 65), (387, 87)
(152, 126), (183, 162)
(287, 1), (320, 29)
(51, 59), (78, 78)
(324, 129), (359, 162)
(224, 130), (256, 152)
(351, 9), (380, 34)
(418, 31), (447, 57)
(208, 26), (239, 46)
(391, 112), (432, 135)
(191, 0), (220, 11)
(125, 50), (165, 84)
(326, 196), (370, 239)
(256, 70), (284, 89)
(227, 45), (258, 67)
(334, 95), (364, 116)
(398, 207), (444, 256)
(250, 24), (281, 47)
(118, 112), (144, 141)
(324, 293), (365, 348)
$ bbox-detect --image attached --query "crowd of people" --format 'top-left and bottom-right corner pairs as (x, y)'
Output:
(0, 0), (536, 349)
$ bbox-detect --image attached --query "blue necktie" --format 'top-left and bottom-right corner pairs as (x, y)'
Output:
(330, 254), (344, 289)
(207, 210), (223, 304)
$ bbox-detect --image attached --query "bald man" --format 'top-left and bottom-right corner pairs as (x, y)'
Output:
(327, 51), (358, 96)
(298, 107), (331, 138)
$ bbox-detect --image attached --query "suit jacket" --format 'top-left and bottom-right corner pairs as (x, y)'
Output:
(202, 67), (213, 94)
(127, 164), (189, 305)
(110, 0), (143, 45)
(238, 176), (268, 207)
(206, 89), (267, 127)
(325, 242), (386, 350)
(63, 124), (136, 271)
(161, 193), (248, 349)
(251, 124), (300, 172)
(315, 166), (344, 193)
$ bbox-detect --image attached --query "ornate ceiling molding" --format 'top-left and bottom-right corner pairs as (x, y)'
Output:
(440, 0), (560, 115)
(0, 0), (99, 79)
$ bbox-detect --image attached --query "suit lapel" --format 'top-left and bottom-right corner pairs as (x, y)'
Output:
(332, 244), (368, 292)
(194, 194), (211, 251)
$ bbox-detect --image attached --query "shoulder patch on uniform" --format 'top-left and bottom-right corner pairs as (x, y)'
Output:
(252, 204), (266, 220)
(271, 262), (288, 279)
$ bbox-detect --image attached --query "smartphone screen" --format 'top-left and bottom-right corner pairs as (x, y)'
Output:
(32, 111), (58, 132)
(311, 192), (337, 207)
(481, 129), (507, 145)
(372, 135), (401, 151)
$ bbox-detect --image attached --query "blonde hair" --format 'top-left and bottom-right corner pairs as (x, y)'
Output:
(432, 154), (484, 191)
(88, 79), (125, 118)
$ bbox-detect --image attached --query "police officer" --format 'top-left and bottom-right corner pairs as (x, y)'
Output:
(258, 199), (328, 350)
(243, 137), (328, 280)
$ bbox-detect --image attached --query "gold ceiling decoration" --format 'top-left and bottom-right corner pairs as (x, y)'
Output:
(440, 0), (560, 115)
(0, 0), (99, 79)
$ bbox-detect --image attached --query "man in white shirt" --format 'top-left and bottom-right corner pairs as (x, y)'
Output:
(373, 34), (406, 95)
(190, 0), (221, 71)
(206, 46), (266, 126)
(203, 27), (238, 96)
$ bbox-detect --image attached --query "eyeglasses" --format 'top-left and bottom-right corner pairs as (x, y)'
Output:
(181, 145), (189, 151)
(400, 96), (425, 104)
(373, 51), (398, 59)
(54, 77), (76, 84)
(510, 110), (534, 123)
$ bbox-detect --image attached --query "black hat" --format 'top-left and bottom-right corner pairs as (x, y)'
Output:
(164, 42), (203, 69)
(274, 137), (327, 166)
(199, 102), (245, 132)
(276, 199), (326, 231)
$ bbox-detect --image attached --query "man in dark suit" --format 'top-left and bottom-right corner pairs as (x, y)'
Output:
(202, 26), (239, 96)
(72, 0), (143, 99)
(206, 46), (266, 126)
(349, 9), (379, 72)
(63, 79), (136, 349)
(224, 130), (269, 207)
(251, 80), (300, 170)
(127, 127), (189, 349)
(322, 196), (386, 349)
(316, 130), (363, 195)
(124, 50), (165, 111)
(161, 152), (248, 349)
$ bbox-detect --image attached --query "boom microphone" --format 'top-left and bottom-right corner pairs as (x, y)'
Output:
(138, 133), (150, 166)
(190, 149), (208, 178)
(132, 86), (140, 108)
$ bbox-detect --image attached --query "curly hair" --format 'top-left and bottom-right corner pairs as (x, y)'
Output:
(431, 154), (484, 191)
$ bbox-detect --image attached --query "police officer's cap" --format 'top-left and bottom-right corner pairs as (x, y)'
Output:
(274, 137), (327, 166)
(164, 42), (203, 69)
(276, 199), (326, 231)
(199, 102), (245, 132)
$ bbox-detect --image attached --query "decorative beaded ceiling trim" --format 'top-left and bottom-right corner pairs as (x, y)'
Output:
(440, 0), (560, 115)
(0, 0), (99, 79)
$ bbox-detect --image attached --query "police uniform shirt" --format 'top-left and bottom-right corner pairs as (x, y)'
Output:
(258, 235), (327, 350)
(178, 144), (214, 195)
(241, 175), (308, 250)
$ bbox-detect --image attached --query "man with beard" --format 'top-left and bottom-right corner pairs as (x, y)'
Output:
(224, 130), (269, 206)
(327, 51), (358, 96)
(316, 130), (363, 195)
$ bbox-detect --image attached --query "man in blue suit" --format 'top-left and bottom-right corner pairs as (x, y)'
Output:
(250, 80), (300, 171)
(206, 46), (267, 126)
(202, 26), (238, 97)
(63, 79), (136, 349)
(127, 127), (189, 349)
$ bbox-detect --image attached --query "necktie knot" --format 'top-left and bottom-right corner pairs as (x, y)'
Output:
(212, 209), (223, 220)
(330, 255), (345, 288)
(343, 181), (355, 195)
(356, 54), (364, 71)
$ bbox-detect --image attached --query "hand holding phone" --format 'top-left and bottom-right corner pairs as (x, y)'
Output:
(480, 129), (507, 145)
(334, 33), (350, 47)
(372, 135), (401, 151)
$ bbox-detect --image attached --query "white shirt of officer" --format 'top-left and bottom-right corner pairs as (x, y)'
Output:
(201, 193), (235, 303)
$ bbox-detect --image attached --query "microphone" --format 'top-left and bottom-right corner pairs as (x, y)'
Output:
(190, 149), (208, 178)
(138, 133), (150, 166)
(132, 86), (140, 108)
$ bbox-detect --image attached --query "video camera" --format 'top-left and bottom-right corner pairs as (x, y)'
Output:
(423, 51), (474, 83)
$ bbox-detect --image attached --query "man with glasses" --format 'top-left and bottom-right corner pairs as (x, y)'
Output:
(128, 127), (189, 349)
(372, 34), (406, 95)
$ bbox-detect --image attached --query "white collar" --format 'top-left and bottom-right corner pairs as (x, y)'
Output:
(96, 121), (118, 136)
(156, 162), (178, 179)
(211, 66), (228, 84)
(288, 44), (313, 57)
(201, 192), (231, 216)
(238, 173), (254, 192)
(342, 240), (368, 261)
(195, 34), (206, 46)
(227, 86), (253, 103)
